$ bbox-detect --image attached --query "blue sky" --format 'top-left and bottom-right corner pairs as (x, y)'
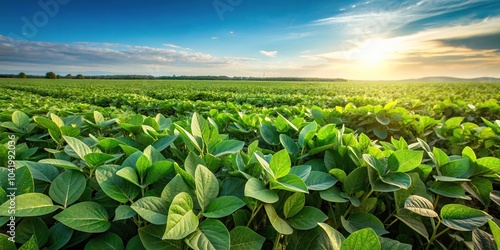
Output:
(1, 0), (499, 80)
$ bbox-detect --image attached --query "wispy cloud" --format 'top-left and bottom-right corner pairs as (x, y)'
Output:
(163, 43), (181, 49)
(260, 50), (278, 57)
(0, 36), (254, 72)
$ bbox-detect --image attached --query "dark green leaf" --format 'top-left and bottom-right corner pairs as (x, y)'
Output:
(229, 226), (265, 250)
(54, 201), (110, 233)
(339, 228), (381, 250)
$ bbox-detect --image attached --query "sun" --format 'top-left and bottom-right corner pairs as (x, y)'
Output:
(353, 39), (393, 68)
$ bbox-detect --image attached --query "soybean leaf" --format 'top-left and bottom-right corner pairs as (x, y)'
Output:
(212, 140), (244, 157)
(380, 172), (411, 189)
(344, 167), (368, 195)
(379, 237), (412, 250)
(305, 171), (338, 191)
(83, 152), (116, 167)
(280, 134), (299, 154)
(488, 219), (500, 250)
(114, 205), (137, 221)
(131, 197), (170, 225)
(202, 196), (246, 218)
(264, 204), (293, 235)
(0, 193), (58, 217)
(163, 192), (198, 240)
(45, 223), (73, 250)
(270, 149), (291, 179)
(441, 204), (489, 231)
(287, 206), (328, 230)
(395, 212), (429, 240)
(18, 236), (38, 250)
(49, 170), (86, 208)
(244, 178), (278, 203)
(84, 232), (124, 250)
(339, 228), (381, 250)
(298, 122), (317, 148)
(195, 164), (219, 210)
(270, 174), (309, 193)
(63, 136), (91, 160)
(341, 212), (389, 235)
(472, 229), (496, 250)
(388, 150), (423, 172)
(283, 192), (305, 219)
(186, 219), (230, 250)
(429, 181), (471, 200)
(318, 222), (345, 250)
(16, 217), (49, 245)
(260, 123), (280, 145)
(229, 226), (265, 250)
(138, 224), (181, 250)
(96, 165), (140, 203)
(404, 195), (438, 217)
(54, 201), (110, 233)
(440, 158), (470, 178)
(39, 159), (80, 171)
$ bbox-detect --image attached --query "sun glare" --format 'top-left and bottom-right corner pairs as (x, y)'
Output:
(353, 39), (394, 68)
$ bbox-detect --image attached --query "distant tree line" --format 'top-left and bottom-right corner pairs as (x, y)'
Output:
(0, 72), (347, 82)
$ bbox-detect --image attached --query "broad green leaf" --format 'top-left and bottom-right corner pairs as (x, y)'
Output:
(298, 122), (317, 148)
(63, 136), (91, 160)
(139, 224), (181, 250)
(145, 160), (174, 186)
(363, 154), (386, 176)
(96, 165), (140, 203)
(116, 167), (141, 187)
(339, 228), (381, 250)
(388, 150), (423, 172)
(404, 195), (438, 217)
(280, 134), (299, 154)
(13, 167), (34, 195)
(440, 158), (470, 177)
(380, 172), (411, 189)
(45, 223), (73, 250)
(463, 177), (492, 206)
(395, 212), (429, 240)
(84, 232), (124, 250)
(202, 196), (246, 218)
(12, 110), (30, 128)
(341, 212), (389, 235)
(186, 219), (230, 250)
(114, 205), (137, 221)
(270, 149), (291, 179)
(195, 164), (219, 210)
(305, 170), (338, 191)
(0, 233), (17, 250)
(379, 237), (412, 250)
(344, 167), (368, 195)
(462, 146), (477, 161)
(18, 236), (38, 250)
(318, 222), (345, 250)
(289, 165), (312, 182)
(320, 186), (349, 203)
(440, 204), (489, 231)
(475, 157), (500, 176)
(488, 219), (500, 250)
(136, 154), (152, 179)
(429, 182), (471, 200)
(49, 170), (86, 208)
(126, 235), (146, 250)
(0, 193), (58, 217)
(264, 204), (293, 235)
(229, 226), (265, 250)
(329, 168), (347, 183)
(35, 117), (61, 142)
(39, 159), (80, 170)
(270, 174), (308, 193)
(152, 134), (178, 152)
(287, 206), (328, 230)
(163, 192), (198, 240)
(173, 163), (195, 189)
(131, 197), (170, 225)
(54, 201), (110, 233)
(432, 147), (449, 167)
(212, 140), (245, 157)
(472, 229), (496, 250)
(283, 192), (305, 219)
(253, 153), (274, 179)
(287, 226), (333, 250)
(244, 178), (278, 203)
(174, 124), (202, 153)
(83, 152), (116, 167)
(161, 175), (195, 204)
(16, 217), (49, 246)
(191, 112), (208, 145)
(376, 114), (390, 125)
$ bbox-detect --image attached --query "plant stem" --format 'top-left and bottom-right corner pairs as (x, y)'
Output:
(426, 219), (443, 250)
(247, 203), (264, 227)
(272, 233), (282, 250)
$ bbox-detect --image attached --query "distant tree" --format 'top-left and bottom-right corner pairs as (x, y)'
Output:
(76, 74), (84, 79)
(45, 72), (56, 79)
(18, 72), (27, 78)
(66, 74), (72, 79)
(56, 74), (62, 79)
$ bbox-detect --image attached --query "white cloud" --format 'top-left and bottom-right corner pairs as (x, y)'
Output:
(163, 43), (181, 49)
(260, 50), (278, 57)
